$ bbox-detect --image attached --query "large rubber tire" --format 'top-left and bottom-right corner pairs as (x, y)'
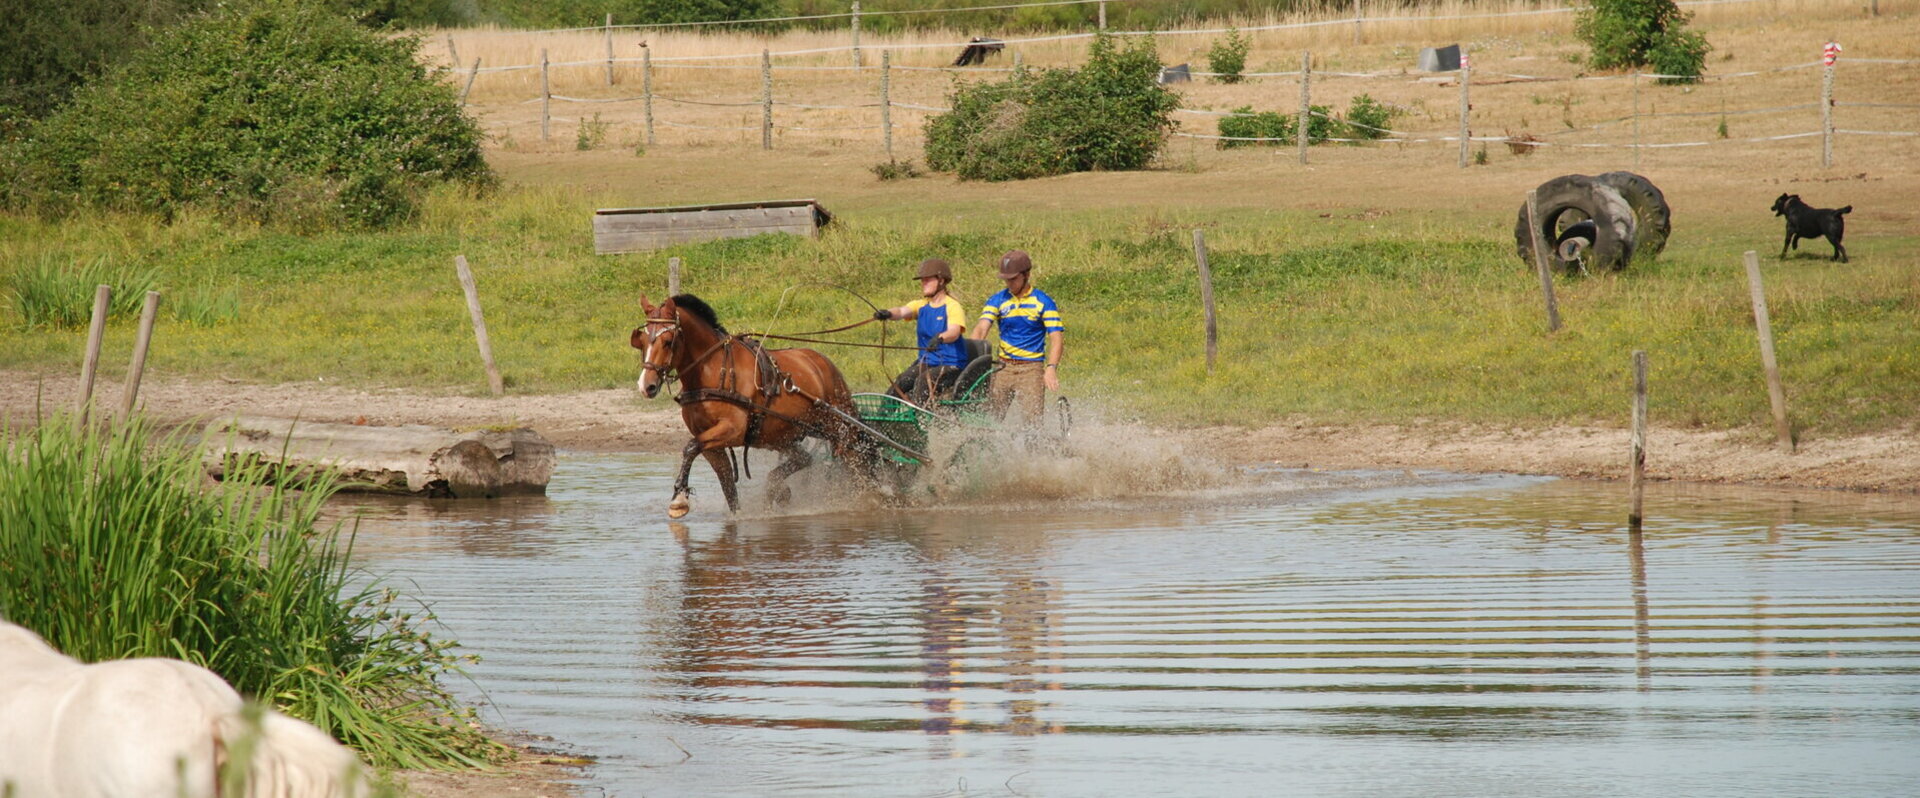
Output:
(1594, 171), (1672, 260)
(1513, 175), (1637, 273)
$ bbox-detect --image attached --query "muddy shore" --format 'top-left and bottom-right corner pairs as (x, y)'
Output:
(7, 370), (1914, 493)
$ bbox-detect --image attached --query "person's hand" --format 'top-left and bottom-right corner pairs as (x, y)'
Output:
(874, 309), (893, 321)
(924, 339), (943, 353)
(1043, 365), (1060, 392)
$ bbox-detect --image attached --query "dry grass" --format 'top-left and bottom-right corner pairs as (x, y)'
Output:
(432, 0), (1917, 175)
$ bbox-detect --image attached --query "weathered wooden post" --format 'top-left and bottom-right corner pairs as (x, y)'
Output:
(1191, 230), (1219, 373)
(75, 284), (112, 423)
(604, 13), (616, 85)
(1524, 189), (1563, 332)
(1629, 349), (1648, 530)
(1632, 70), (1641, 170)
(668, 256), (682, 296)
(851, 1), (863, 69)
(1013, 50), (1023, 70)
(120, 291), (161, 419)
(1821, 42), (1838, 167)
(459, 57), (481, 105)
(1099, 0), (1107, 29)
(1457, 51), (1472, 168)
(446, 35), (460, 70)
(761, 49), (773, 150)
(642, 45), (655, 146)
(881, 50), (894, 158)
(454, 256), (505, 396)
(1297, 51), (1312, 165)
(1352, 0), (1362, 44)
(1743, 251), (1793, 452)
(540, 48), (551, 141)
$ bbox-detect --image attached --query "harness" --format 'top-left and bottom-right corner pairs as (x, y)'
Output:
(641, 316), (809, 480)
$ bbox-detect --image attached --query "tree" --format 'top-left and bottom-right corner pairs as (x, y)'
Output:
(1576, 0), (1710, 83)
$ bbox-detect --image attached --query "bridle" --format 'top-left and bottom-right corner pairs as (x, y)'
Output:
(638, 314), (683, 387)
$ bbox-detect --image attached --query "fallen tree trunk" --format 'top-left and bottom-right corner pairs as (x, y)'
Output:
(203, 416), (555, 498)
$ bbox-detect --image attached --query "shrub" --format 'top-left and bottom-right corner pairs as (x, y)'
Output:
(577, 112), (609, 151)
(870, 158), (924, 180)
(1216, 106), (1292, 148)
(1576, 0), (1710, 82)
(925, 33), (1177, 181)
(0, 416), (495, 768)
(1343, 93), (1396, 140)
(0, 0), (207, 124)
(5, 1), (493, 229)
(1206, 27), (1250, 84)
(7, 256), (158, 328)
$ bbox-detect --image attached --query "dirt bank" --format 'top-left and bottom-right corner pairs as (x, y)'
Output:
(9, 370), (1914, 493)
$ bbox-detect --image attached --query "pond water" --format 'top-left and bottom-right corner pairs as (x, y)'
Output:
(334, 453), (1920, 798)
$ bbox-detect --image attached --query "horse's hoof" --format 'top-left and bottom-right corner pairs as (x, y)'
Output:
(770, 486), (793, 505)
(668, 493), (691, 519)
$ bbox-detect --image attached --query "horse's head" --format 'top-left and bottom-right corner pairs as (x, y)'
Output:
(632, 295), (681, 399)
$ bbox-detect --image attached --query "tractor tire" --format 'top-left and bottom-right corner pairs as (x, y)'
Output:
(1594, 171), (1672, 259)
(1513, 174), (1637, 273)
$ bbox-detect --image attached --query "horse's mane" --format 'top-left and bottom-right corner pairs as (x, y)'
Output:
(669, 294), (727, 334)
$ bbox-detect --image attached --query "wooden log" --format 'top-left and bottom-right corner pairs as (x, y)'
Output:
(1743, 251), (1794, 452)
(120, 291), (161, 419)
(203, 416), (555, 498)
(1629, 349), (1648, 530)
(76, 284), (111, 424)
(454, 256), (505, 395)
(1191, 229), (1218, 373)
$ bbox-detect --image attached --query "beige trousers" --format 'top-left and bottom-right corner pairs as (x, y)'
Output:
(991, 360), (1047, 425)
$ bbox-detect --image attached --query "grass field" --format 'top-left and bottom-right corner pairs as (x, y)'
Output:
(2, 0), (1915, 443)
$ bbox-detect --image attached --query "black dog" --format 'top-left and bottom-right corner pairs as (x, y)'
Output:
(1771, 193), (1851, 262)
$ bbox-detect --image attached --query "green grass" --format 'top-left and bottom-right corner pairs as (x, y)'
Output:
(0, 415), (497, 770)
(1, 185), (1915, 438)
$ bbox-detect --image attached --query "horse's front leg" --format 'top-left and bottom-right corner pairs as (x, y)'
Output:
(765, 445), (814, 506)
(668, 437), (705, 519)
(700, 448), (740, 513)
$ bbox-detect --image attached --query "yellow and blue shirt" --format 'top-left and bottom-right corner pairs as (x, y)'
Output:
(979, 287), (1063, 362)
(906, 296), (969, 368)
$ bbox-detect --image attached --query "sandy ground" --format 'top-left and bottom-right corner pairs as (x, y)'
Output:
(10, 369), (1914, 493)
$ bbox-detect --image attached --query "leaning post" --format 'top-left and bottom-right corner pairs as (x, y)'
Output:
(454, 256), (506, 396)
(1192, 230), (1219, 373)
(1743, 251), (1794, 452)
(120, 291), (162, 419)
(75, 284), (112, 424)
(459, 57), (481, 105)
(1524, 190), (1563, 332)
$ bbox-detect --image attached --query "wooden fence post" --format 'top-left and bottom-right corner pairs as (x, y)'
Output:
(1743, 251), (1793, 452)
(643, 45), (655, 146)
(1632, 70), (1641, 170)
(459, 57), (481, 105)
(851, 0), (863, 69)
(668, 257), (682, 296)
(1099, 1), (1107, 29)
(604, 13), (616, 85)
(1297, 51), (1312, 166)
(1352, 0), (1362, 44)
(1191, 230), (1218, 373)
(1013, 51), (1023, 70)
(761, 49), (773, 150)
(1629, 349), (1648, 530)
(75, 284), (111, 423)
(120, 291), (161, 419)
(446, 35), (460, 70)
(881, 50), (894, 158)
(454, 256), (505, 396)
(1525, 189), (1563, 332)
(1821, 56), (1835, 167)
(540, 48), (551, 141)
(1458, 54), (1472, 168)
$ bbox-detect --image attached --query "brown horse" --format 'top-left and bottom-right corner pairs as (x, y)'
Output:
(632, 294), (869, 518)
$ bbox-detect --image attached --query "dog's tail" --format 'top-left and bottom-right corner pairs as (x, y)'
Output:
(1837, 205), (1853, 216)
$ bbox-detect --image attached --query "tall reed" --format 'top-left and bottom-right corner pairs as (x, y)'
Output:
(0, 415), (496, 770)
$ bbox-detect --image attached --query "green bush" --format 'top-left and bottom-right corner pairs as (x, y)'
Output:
(1342, 94), (1396, 140)
(1576, 0), (1710, 82)
(4, 1), (493, 229)
(924, 33), (1177, 181)
(7, 256), (158, 328)
(1206, 27), (1250, 84)
(0, 416), (494, 769)
(1215, 106), (1292, 148)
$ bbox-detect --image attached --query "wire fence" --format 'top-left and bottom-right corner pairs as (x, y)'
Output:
(448, 0), (1916, 168)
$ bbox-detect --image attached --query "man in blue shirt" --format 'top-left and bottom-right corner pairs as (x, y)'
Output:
(968, 250), (1063, 424)
(875, 258), (969, 403)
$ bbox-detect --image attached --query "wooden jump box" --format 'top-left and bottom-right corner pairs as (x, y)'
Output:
(593, 199), (832, 254)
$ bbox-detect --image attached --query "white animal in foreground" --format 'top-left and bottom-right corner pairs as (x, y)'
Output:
(0, 621), (374, 798)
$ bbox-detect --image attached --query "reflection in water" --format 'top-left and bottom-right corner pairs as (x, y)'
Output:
(337, 455), (1920, 798)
